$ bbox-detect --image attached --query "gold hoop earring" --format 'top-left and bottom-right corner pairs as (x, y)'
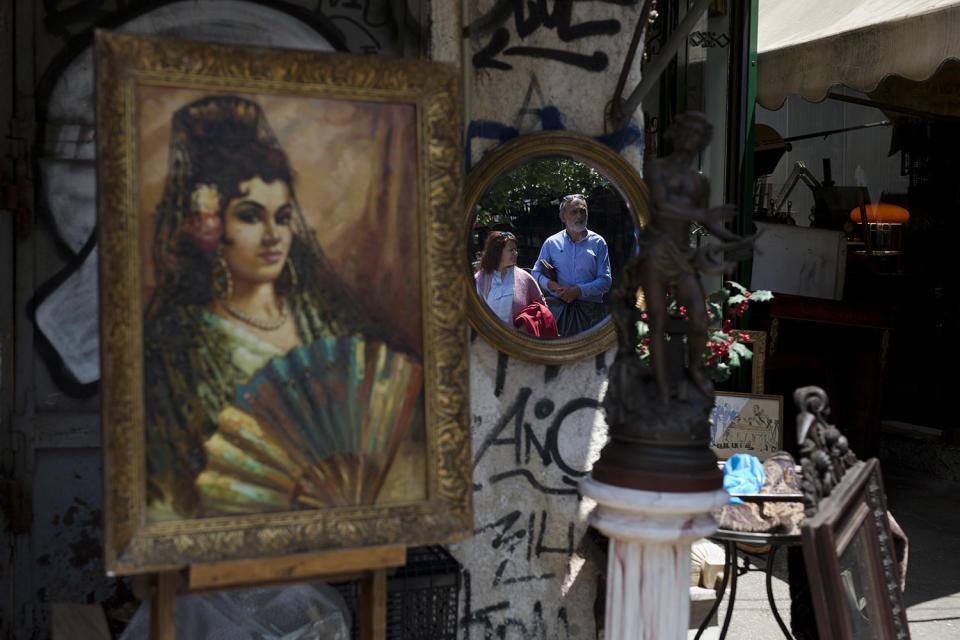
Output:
(211, 246), (233, 300)
(284, 258), (297, 290)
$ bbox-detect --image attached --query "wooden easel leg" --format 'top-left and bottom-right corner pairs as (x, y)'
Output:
(150, 571), (179, 640)
(360, 568), (387, 640)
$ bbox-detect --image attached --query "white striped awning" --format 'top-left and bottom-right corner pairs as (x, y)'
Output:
(758, 0), (960, 109)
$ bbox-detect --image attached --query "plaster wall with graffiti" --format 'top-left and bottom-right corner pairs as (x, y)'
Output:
(0, 1), (647, 637)
(455, 3), (646, 638)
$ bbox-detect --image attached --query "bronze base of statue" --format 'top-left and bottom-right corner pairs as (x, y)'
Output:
(591, 440), (722, 492)
(594, 348), (722, 492)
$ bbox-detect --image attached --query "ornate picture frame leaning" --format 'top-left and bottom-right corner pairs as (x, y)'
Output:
(96, 31), (470, 574)
(796, 387), (910, 640)
(801, 458), (909, 639)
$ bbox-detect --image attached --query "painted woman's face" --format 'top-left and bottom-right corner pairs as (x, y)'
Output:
(499, 239), (518, 270)
(220, 177), (294, 287)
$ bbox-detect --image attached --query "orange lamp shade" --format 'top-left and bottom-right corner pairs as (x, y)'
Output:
(849, 203), (910, 224)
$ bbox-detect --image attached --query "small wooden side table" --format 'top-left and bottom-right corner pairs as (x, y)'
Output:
(695, 492), (806, 640)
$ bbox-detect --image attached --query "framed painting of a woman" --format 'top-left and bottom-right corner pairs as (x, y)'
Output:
(96, 31), (470, 573)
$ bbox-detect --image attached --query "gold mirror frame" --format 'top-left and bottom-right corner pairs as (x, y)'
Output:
(464, 131), (649, 364)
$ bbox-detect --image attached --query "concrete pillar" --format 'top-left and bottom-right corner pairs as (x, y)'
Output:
(580, 477), (728, 640)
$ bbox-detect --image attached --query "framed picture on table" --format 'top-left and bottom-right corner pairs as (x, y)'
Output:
(710, 392), (783, 461)
(96, 30), (470, 573)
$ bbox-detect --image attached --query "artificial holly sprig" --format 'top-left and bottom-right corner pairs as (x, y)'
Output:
(635, 281), (772, 384)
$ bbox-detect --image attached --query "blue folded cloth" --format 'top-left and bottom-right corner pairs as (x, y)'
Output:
(723, 454), (765, 504)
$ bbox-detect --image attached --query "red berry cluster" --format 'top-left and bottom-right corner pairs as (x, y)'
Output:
(704, 334), (734, 367)
(635, 284), (769, 384)
(728, 301), (749, 317)
(704, 290), (756, 369)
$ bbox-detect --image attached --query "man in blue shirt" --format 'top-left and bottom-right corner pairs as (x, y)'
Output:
(531, 194), (612, 335)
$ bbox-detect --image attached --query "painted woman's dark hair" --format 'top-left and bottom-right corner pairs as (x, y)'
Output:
(148, 96), (301, 306)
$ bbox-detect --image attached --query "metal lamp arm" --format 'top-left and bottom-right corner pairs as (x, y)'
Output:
(772, 161), (822, 216)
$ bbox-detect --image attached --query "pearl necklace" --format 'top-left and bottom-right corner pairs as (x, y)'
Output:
(223, 301), (288, 331)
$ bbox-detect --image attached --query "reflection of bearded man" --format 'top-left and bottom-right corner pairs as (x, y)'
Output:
(531, 195), (612, 336)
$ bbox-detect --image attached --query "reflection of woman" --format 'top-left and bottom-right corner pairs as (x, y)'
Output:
(144, 96), (415, 519)
(474, 231), (547, 325)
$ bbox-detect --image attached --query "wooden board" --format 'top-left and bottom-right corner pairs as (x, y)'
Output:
(150, 546), (406, 639)
(188, 545), (406, 592)
(50, 603), (111, 640)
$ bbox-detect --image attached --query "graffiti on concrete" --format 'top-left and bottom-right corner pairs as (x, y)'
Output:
(457, 350), (609, 639)
(43, 0), (121, 40)
(464, 72), (553, 165)
(320, 0), (384, 53)
(461, 577), (574, 640)
(473, 386), (600, 496)
(466, 98), (643, 170)
(464, 0), (637, 71)
(319, 0), (424, 55)
(41, 1), (417, 56)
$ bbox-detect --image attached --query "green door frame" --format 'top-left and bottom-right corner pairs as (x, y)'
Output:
(733, 0), (759, 288)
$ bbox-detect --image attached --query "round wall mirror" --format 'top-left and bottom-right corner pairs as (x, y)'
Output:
(465, 131), (649, 364)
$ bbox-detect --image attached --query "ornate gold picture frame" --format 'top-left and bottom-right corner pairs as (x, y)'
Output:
(96, 31), (470, 574)
(740, 329), (767, 395)
(463, 131), (649, 364)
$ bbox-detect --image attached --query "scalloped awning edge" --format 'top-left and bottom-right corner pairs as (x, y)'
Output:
(758, 0), (960, 109)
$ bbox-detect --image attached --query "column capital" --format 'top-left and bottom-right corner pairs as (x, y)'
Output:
(580, 475), (728, 542)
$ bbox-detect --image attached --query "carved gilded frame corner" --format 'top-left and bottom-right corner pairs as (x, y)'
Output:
(96, 30), (470, 574)
(464, 131), (649, 364)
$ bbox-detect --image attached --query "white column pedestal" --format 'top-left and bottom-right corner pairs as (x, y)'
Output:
(580, 476), (728, 640)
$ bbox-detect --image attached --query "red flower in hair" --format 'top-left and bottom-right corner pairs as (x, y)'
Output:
(184, 184), (223, 251)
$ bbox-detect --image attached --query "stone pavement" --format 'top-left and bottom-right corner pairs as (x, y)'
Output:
(690, 468), (960, 639)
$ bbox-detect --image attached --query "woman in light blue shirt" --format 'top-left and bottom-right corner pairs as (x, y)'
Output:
(474, 231), (546, 324)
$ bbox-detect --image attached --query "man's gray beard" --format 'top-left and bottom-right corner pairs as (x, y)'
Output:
(568, 221), (588, 234)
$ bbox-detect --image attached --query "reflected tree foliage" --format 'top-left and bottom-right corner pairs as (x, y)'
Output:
(470, 158), (632, 280)
(475, 157), (614, 228)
